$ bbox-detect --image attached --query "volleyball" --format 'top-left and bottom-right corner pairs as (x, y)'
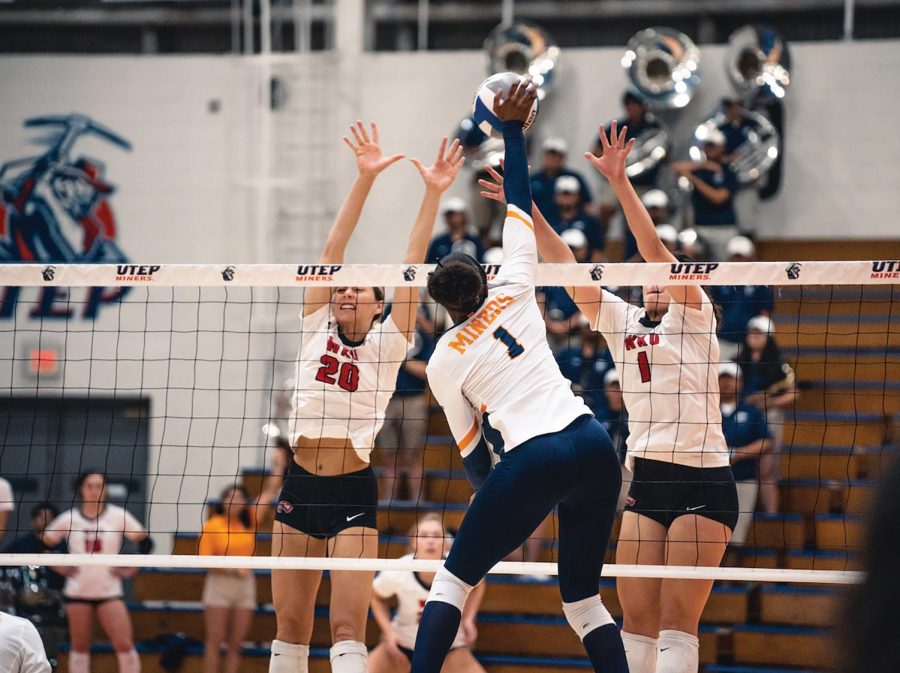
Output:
(471, 71), (539, 139)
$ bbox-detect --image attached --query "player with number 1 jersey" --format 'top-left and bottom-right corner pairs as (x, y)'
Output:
(412, 80), (627, 673)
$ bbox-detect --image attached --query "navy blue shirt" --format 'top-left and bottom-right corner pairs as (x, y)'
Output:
(712, 285), (774, 344)
(553, 209), (605, 253)
(692, 164), (738, 226)
(530, 169), (593, 227)
(722, 403), (770, 481)
(7, 534), (68, 591)
(395, 329), (434, 396)
(719, 119), (759, 156)
(540, 286), (580, 322)
(426, 233), (484, 265)
(555, 345), (615, 417)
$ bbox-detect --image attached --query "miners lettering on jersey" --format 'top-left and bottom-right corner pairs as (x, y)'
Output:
(446, 293), (515, 354)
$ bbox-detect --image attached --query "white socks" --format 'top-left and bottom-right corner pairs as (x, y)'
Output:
(562, 595), (615, 640)
(656, 630), (699, 673)
(269, 640), (310, 673)
(116, 648), (141, 673)
(622, 631), (657, 673)
(69, 651), (90, 673)
(329, 640), (368, 673)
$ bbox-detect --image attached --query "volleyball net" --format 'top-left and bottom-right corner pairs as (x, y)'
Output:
(0, 260), (897, 587)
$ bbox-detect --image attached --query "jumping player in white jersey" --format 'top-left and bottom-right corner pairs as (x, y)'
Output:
(369, 513), (486, 673)
(480, 121), (738, 673)
(411, 82), (627, 673)
(43, 471), (152, 673)
(269, 122), (464, 673)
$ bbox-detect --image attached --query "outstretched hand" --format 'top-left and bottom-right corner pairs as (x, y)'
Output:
(492, 79), (538, 123)
(584, 120), (634, 183)
(342, 121), (405, 177)
(410, 137), (465, 193)
(477, 164), (506, 203)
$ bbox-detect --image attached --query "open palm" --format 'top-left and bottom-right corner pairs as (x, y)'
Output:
(411, 137), (465, 193)
(342, 121), (405, 176)
(585, 120), (634, 182)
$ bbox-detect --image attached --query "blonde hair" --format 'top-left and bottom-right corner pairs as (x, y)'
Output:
(407, 512), (446, 553)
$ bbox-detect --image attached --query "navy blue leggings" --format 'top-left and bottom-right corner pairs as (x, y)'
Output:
(445, 414), (621, 603)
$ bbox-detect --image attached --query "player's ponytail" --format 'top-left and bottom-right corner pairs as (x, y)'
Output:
(428, 253), (487, 320)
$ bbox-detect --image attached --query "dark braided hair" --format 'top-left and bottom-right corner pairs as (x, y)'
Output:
(427, 253), (487, 318)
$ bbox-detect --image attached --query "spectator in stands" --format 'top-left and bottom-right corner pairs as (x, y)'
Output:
(594, 91), (663, 255)
(550, 177), (605, 260)
(718, 362), (772, 547)
(0, 609), (51, 673)
(621, 190), (672, 260)
(199, 484), (259, 673)
(712, 236), (774, 361)
(539, 230), (586, 350)
(840, 442), (900, 673)
(376, 306), (436, 502)
(671, 128), (739, 260)
(737, 316), (798, 514)
(600, 369), (628, 463)
(8, 503), (68, 664)
(676, 228), (712, 262)
(425, 198), (484, 264)
(718, 97), (760, 163)
(0, 476), (13, 546)
(530, 137), (593, 227)
(43, 471), (151, 673)
(369, 513), (486, 673)
(556, 321), (616, 416)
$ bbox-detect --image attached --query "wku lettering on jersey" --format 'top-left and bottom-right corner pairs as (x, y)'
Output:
(446, 294), (515, 354)
(325, 335), (359, 360)
(624, 333), (661, 351)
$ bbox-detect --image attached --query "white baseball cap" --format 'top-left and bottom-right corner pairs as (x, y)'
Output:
(656, 224), (678, 245)
(704, 128), (727, 146)
(441, 197), (468, 215)
(726, 235), (755, 259)
(718, 361), (743, 379)
(542, 137), (568, 154)
(603, 368), (620, 386)
(747, 315), (775, 335)
(555, 175), (581, 194)
(642, 189), (670, 210)
(482, 246), (504, 265)
(561, 228), (588, 249)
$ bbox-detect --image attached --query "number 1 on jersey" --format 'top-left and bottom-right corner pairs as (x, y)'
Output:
(493, 326), (524, 359)
(637, 351), (651, 383)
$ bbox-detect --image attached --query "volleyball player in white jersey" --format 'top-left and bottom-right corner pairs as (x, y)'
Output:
(411, 82), (627, 673)
(481, 122), (738, 673)
(0, 610), (51, 673)
(369, 513), (486, 673)
(43, 471), (151, 673)
(269, 122), (464, 673)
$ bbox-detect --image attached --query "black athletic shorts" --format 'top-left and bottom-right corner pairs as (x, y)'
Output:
(63, 595), (122, 606)
(625, 457), (739, 531)
(274, 461), (378, 539)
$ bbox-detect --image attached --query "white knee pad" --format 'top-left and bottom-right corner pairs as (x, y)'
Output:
(621, 631), (658, 673)
(269, 640), (309, 673)
(69, 651), (90, 673)
(329, 640), (367, 673)
(562, 594), (615, 640)
(426, 567), (474, 611)
(656, 629), (699, 673)
(116, 648), (141, 673)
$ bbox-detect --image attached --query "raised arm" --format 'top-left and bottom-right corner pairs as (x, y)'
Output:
(304, 121), (405, 316)
(477, 163), (603, 325)
(391, 137), (465, 340)
(585, 121), (704, 310)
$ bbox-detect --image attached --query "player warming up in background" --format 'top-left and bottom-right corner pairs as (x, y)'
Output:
(412, 81), (627, 673)
(369, 513), (486, 673)
(43, 471), (152, 673)
(483, 121), (737, 673)
(269, 122), (464, 673)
